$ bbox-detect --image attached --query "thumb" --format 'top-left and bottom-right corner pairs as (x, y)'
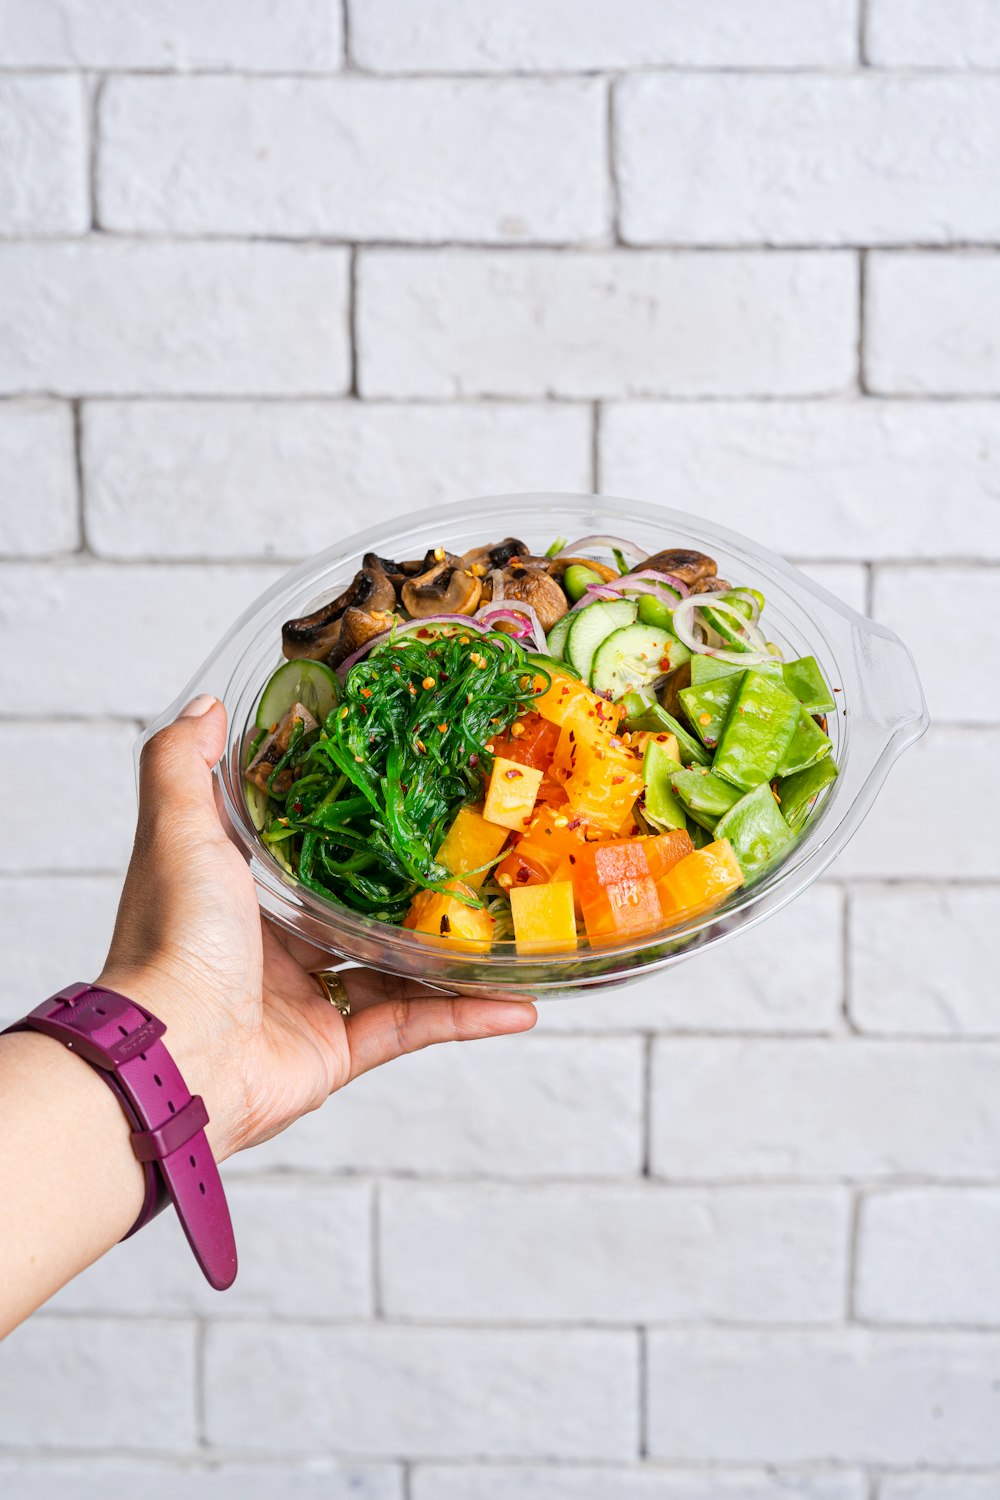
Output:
(138, 695), (228, 837)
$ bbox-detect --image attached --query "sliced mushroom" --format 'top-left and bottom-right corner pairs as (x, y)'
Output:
(546, 555), (619, 585)
(659, 660), (692, 721)
(328, 606), (395, 669)
(461, 536), (531, 577)
(690, 575), (732, 596)
(492, 565), (569, 634)
(641, 548), (718, 587)
(401, 559), (482, 617)
(246, 701), (318, 795)
(282, 554), (397, 661)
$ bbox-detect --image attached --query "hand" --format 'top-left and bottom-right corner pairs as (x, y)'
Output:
(98, 694), (536, 1161)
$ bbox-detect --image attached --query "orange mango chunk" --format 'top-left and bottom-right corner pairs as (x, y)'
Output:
(644, 828), (695, 882)
(656, 837), (745, 921)
(435, 804), (509, 891)
(563, 743), (645, 834)
(573, 839), (663, 942)
(533, 672), (623, 732)
(483, 756), (544, 832)
(403, 879), (494, 951)
(510, 880), (578, 954)
(515, 804), (588, 878)
(489, 710), (560, 772)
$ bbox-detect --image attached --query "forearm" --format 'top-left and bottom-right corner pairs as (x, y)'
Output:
(0, 1031), (146, 1337)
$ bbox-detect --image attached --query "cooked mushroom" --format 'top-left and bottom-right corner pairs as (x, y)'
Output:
(641, 549), (718, 586)
(492, 565), (569, 634)
(545, 555), (619, 585)
(401, 558), (482, 617)
(282, 554), (397, 661)
(659, 660), (692, 720)
(328, 606), (394, 668)
(690, 575), (732, 596)
(246, 701), (318, 795)
(460, 537), (531, 577)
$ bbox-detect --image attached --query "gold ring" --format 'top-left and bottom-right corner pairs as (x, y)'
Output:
(311, 970), (352, 1016)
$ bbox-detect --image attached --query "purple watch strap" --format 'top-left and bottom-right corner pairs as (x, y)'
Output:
(4, 982), (237, 1290)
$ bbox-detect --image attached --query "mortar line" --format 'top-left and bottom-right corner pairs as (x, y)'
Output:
(87, 74), (103, 231)
(194, 1317), (208, 1448)
(846, 1187), (863, 1322)
(641, 1033), (653, 1178)
(590, 401), (601, 491)
(637, 1325), (649, 1458)
(372, 1179), (384, 1318)
(348, 245), (360, 397)
(341, 0), (353, 70)
(70, 399), (88, 555)
(841, 885), (859, 1034)
(858, 249), (870, 393)
(858, 0), (869, 66)
(606, 76), (621, 246)
(402, 1460), (414, 1500)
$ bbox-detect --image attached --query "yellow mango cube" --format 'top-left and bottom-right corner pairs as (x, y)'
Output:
(656, 837), (744, 921)
(483, 757), (544, 832)
(403, 879), (495, 951)
(435, 803), (509, 890)
(510, 880), (578, 954)
(563, 744), (645, 834)
(533, 672), (623, 732)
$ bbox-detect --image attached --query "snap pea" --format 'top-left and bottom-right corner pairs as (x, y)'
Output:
(678, 677), (739, 749)
(712, 670), (802, 792)
(668, 767), (743, 831)
(776, 707), (833, 778)
(563, 563), (605, 602)
(641, 738), (687, 831)
(714, 781), (794, 882)
(637, 592), (674, 630)
(690, 656), (781, 688)
(776, 755), (839, 832)
(781, 655), (835, 715)
(622, 691), (711, 767)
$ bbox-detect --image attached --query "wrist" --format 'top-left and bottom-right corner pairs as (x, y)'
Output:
(94, 965), (244, 1163)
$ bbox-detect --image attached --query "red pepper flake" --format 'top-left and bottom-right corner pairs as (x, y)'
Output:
(516, 867), (531, 883)
(631, 824), (639, 835)
(612, 774), (625, 785)
(656, 734), (668, 742)
(568, 730), (576, 743)
(659, 657), (671, 671)
(417, 628), (430, 639)
(504, 768), (524, 780)
(292, 801), (303, 814)
(440, 914), (451, 934)
(567, 818), (583, 831)
(568, 853), (576, 864)
(360, 687), (372, 698)
(833, 687), (842, 693)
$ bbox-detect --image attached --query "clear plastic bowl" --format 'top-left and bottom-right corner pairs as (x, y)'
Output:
(140, 495), (928, 996)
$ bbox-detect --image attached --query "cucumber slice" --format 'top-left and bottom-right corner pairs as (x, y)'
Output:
(563, 564), (605, 602)
(566, 598), (637, 682)
(591, 624), (690, 702)
(244, 781), (270, 832)
(545, 613), (573, 661)
(525, 652), (581, 683)
(256, 658), (339, 731)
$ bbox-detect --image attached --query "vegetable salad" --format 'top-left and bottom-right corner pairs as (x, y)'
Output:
(244, 534), (839, 954)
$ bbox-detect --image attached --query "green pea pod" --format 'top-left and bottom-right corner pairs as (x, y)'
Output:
(782, 655), (836, 715)
(690, 655), (782, 688)
(641, 738), (687, 831)
(669, 766), (743, 831)
(678, 676), (742, 749)
(777, 755), (839, 832)
(622, 691), (711, 766)
(776, 707), (833, 778)
(714, 781), (795, 881)
(712, 670), (802, 792)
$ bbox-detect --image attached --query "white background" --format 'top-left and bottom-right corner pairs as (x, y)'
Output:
(2, 1), (1000, 1495)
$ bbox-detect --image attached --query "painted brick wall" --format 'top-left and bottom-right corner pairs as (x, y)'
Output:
(1, 1), (998, 1495)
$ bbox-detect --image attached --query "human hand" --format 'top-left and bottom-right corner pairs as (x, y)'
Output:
(98, 694), (536, 1161)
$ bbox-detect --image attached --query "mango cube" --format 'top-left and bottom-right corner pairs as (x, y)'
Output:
(483, 757), (543, 832)
(656, 837), (744, 921)
(435, 804), (509, 890)
(403, 879), (495, 951)
(510, 880), (578, 954)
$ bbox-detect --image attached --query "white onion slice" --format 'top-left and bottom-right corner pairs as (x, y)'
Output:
(672, 595), (777, 667)
(554, 534), (647, 567)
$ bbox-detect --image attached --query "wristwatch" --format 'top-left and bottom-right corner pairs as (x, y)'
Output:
(3, 982), (237, 1290)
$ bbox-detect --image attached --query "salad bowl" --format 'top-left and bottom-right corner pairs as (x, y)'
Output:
(139, 494), (928, 996)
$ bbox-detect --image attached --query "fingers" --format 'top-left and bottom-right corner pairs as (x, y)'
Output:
(343, 993), (537, 1084)
(137, 697), (228, 841)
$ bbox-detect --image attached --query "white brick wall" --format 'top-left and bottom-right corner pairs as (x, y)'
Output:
(0, 2), (993, 1493)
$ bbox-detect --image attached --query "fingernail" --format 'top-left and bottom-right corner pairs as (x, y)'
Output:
(180, 694), (217, 718)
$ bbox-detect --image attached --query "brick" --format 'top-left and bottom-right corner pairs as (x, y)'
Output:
(599, 400), (1000, 561)
(0, 242), (349, 396)
(349, 0), (857, 70)
(381, 1183), (848, 1323)
(0, 563), (280, 716)
(539, 885), (843, 1035)
(880, 1478), (1000, 1500)
(51, 1178), (372, 1319)
(833, 730), (1000, 880)
(651, 1039), (1000, 1180)
(867, 0), (1000, 66)
(228, 1034), (643, 1178)
(874, 566), (998, 723)
(100, 77), (607, 244)
(0, 875), (121, 1017)
(0, 76), (87, 235)
(867, 253), (1000, 396)
(0, 0), (341, 70)
(83, 401), (591, 559)
(358, 251), (857, 399)
(0, 1463), (400, 1499)
(619, 75), (1000, 247)
(858, 1189), (1000, 1326)
(647, 1329), (1000, 1463)
(0, 723), (137, 873)
(0, 1318), (195, 1449)
(850, 888), (1000, 1036)
(0, 400), (78, 556)
(413, 1470), (867, 1500)
(205, 1324), (637, 1458)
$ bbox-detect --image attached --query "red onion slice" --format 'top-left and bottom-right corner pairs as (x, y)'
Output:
(475, 601), (548, 653)
(617, 568), (691, 599)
